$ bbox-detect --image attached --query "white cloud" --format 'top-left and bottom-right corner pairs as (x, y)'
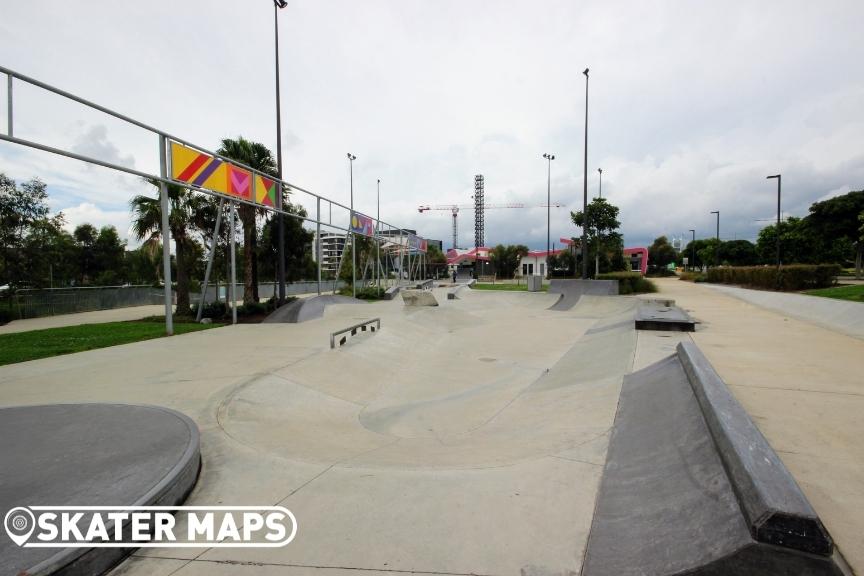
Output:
(59, 203), (134, 243)
(1, 0), (862, 252)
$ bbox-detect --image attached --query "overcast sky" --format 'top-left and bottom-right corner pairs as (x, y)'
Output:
(2, 0), (863, 250)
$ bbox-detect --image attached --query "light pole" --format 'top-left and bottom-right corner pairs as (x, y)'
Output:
(543, 153), (555, 278)
(767, 174), (781, 268)
(273, 0), (288, 304)
(377, 178), (381, 292)
(347, 153), (357, 297)
(595, 168), (602, 276)
(710, 211), (720, 266)
(582, 67), (590, 279)
(689, 229), (695, 271)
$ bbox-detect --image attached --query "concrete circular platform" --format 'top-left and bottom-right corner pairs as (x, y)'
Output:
(0, 404), (200, 576)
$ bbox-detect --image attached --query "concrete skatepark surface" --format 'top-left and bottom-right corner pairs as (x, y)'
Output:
(0, 404), (200, 576)
(547, 279), (619, 311)
(0, 280), (862, 575)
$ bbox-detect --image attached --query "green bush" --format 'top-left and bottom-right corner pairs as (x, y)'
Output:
(0, 308), (12, 326)
(339, 286), (384, 300)
(201, 301), (228, 319)
(679, 271), (706, 282)
(237, 301), (269, 316)
(597, 272), (657, 294)
(705, 264), (840, 291)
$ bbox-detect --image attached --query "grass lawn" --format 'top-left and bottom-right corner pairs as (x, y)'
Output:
(803, 284), (864, 303)
(471, 283), (548, 292)
(0, 318), (223, 366)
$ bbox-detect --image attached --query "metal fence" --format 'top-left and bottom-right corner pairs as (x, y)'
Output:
(14, 286), (168, 319)
(11, 280), (348, 320)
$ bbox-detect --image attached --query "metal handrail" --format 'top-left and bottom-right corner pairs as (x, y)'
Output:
(330, 318), (381, 349)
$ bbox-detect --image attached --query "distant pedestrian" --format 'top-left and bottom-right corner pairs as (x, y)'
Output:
(452, 270), (457, 283)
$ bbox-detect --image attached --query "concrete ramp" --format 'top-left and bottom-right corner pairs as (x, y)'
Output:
(547, 279), (618, 311)
(635, 301), (696, 331)
(263, 295), (360, 323)
(583, 342), (846, 576)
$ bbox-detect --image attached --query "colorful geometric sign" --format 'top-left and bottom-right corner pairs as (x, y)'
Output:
(350, 213), (375, 237)
(171, 142), (269, 205)
(407, 234), (426, 252)
(255, 174), (278, 208)
(227, 164), (251, 200)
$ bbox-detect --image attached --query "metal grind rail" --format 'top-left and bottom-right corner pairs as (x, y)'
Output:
(330, 318), (380, 349)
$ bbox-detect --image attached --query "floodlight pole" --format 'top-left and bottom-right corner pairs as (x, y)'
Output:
(711, 211), (720, 267)
(595, 167), (602, 276)
(348, 153), (357, 297)
(767, 174), (781, 268)
(582, 68), (590, 279)
(689, 229), (695, 271)
(377, 178), (381, 293)
(316, 197), (321, 295)
(158, 135), (173, 336)
(273, 0), (287, 305)
(543, 153), (555, 278)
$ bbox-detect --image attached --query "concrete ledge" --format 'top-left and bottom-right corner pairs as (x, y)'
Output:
(635, 303), (696, 332)
(547, 279), (618, 311)
(401, 289), (439, 307)
(382, 286), (401, 300)
(678, 341), (833, 555)
(583, 344), (845, 575)
(0, 404), (201, 576)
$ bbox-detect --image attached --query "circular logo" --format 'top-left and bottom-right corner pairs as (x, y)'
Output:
(4, 507), (35, 546)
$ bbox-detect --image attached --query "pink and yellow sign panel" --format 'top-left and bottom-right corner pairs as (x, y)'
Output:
(170, 142), (279, 208)
(350, 213), (375, 237)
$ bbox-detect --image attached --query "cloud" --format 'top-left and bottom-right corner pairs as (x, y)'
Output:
(70, 125), (135, 169)
(59, 202), (134, 243)
(1, 0), (862, 254)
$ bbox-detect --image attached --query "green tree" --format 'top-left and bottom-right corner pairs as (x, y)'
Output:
(216, 137), (278, 304)
(648, 236), (677, 272)
(489, 244), (528, 279)
(756, 217), (815, 264)
(73, 224), (99, 285)
(571, 198), (625, 277)
(130, 181), (212, 313)
(21, 214), (76, 288)
(93, 226), (127, 285)
(720, 239), (758, 266)
(260, 201), (316, 285)
(0, 175), (50, 288)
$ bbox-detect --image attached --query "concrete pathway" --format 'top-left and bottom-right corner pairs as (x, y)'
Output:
(0, 305), (168, 334)
(704, 282), (864, 340)
(651, 278), (864, 570)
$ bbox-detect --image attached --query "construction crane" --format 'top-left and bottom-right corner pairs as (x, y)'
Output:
(418, 203), (562, 249)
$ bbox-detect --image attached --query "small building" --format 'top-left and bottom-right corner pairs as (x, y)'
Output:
(624, 247), (648, 275)
(518, 249), (565, 278)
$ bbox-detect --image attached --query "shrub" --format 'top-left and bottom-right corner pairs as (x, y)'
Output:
(237, 301), (269, 316)
(201, 301), (228, 319)
(339, 286), (384, 300)
(0, 308), (12, 326)
(705, 264), (840, 291)
(597, 272), (657, 294)
(679, 271), (706, 282)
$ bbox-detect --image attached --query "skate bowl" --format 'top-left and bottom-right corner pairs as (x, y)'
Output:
(583, 342), (847, 575)
(0, 404), (200, 576)
(547, 279), (618, 311)
(263, 294), (361, 323)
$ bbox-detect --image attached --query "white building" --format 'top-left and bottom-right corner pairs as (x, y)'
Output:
(313, 232), (347, 276)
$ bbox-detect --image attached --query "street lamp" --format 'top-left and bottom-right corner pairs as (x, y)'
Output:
(272, 0), (288, 304)
(543, 153), (555, 278)
(710, 211), (720, 266)
(582, 67), (590, 279)
(767, 174), (781, 268)
(347, 153), (357, 297)
(689, 229), (695, 271)
(595, 168), (603, 276)
(376, 178), (381, 292)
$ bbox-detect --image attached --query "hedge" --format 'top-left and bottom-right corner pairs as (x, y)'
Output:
(596, 272), (657, 294)
(705, 264), (840, 291)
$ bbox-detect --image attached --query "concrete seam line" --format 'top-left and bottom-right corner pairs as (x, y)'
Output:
(676, 341), (834, 555)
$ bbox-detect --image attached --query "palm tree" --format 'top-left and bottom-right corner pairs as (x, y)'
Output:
(216, 137), (278, 305)
(130, 181), (212, 314)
